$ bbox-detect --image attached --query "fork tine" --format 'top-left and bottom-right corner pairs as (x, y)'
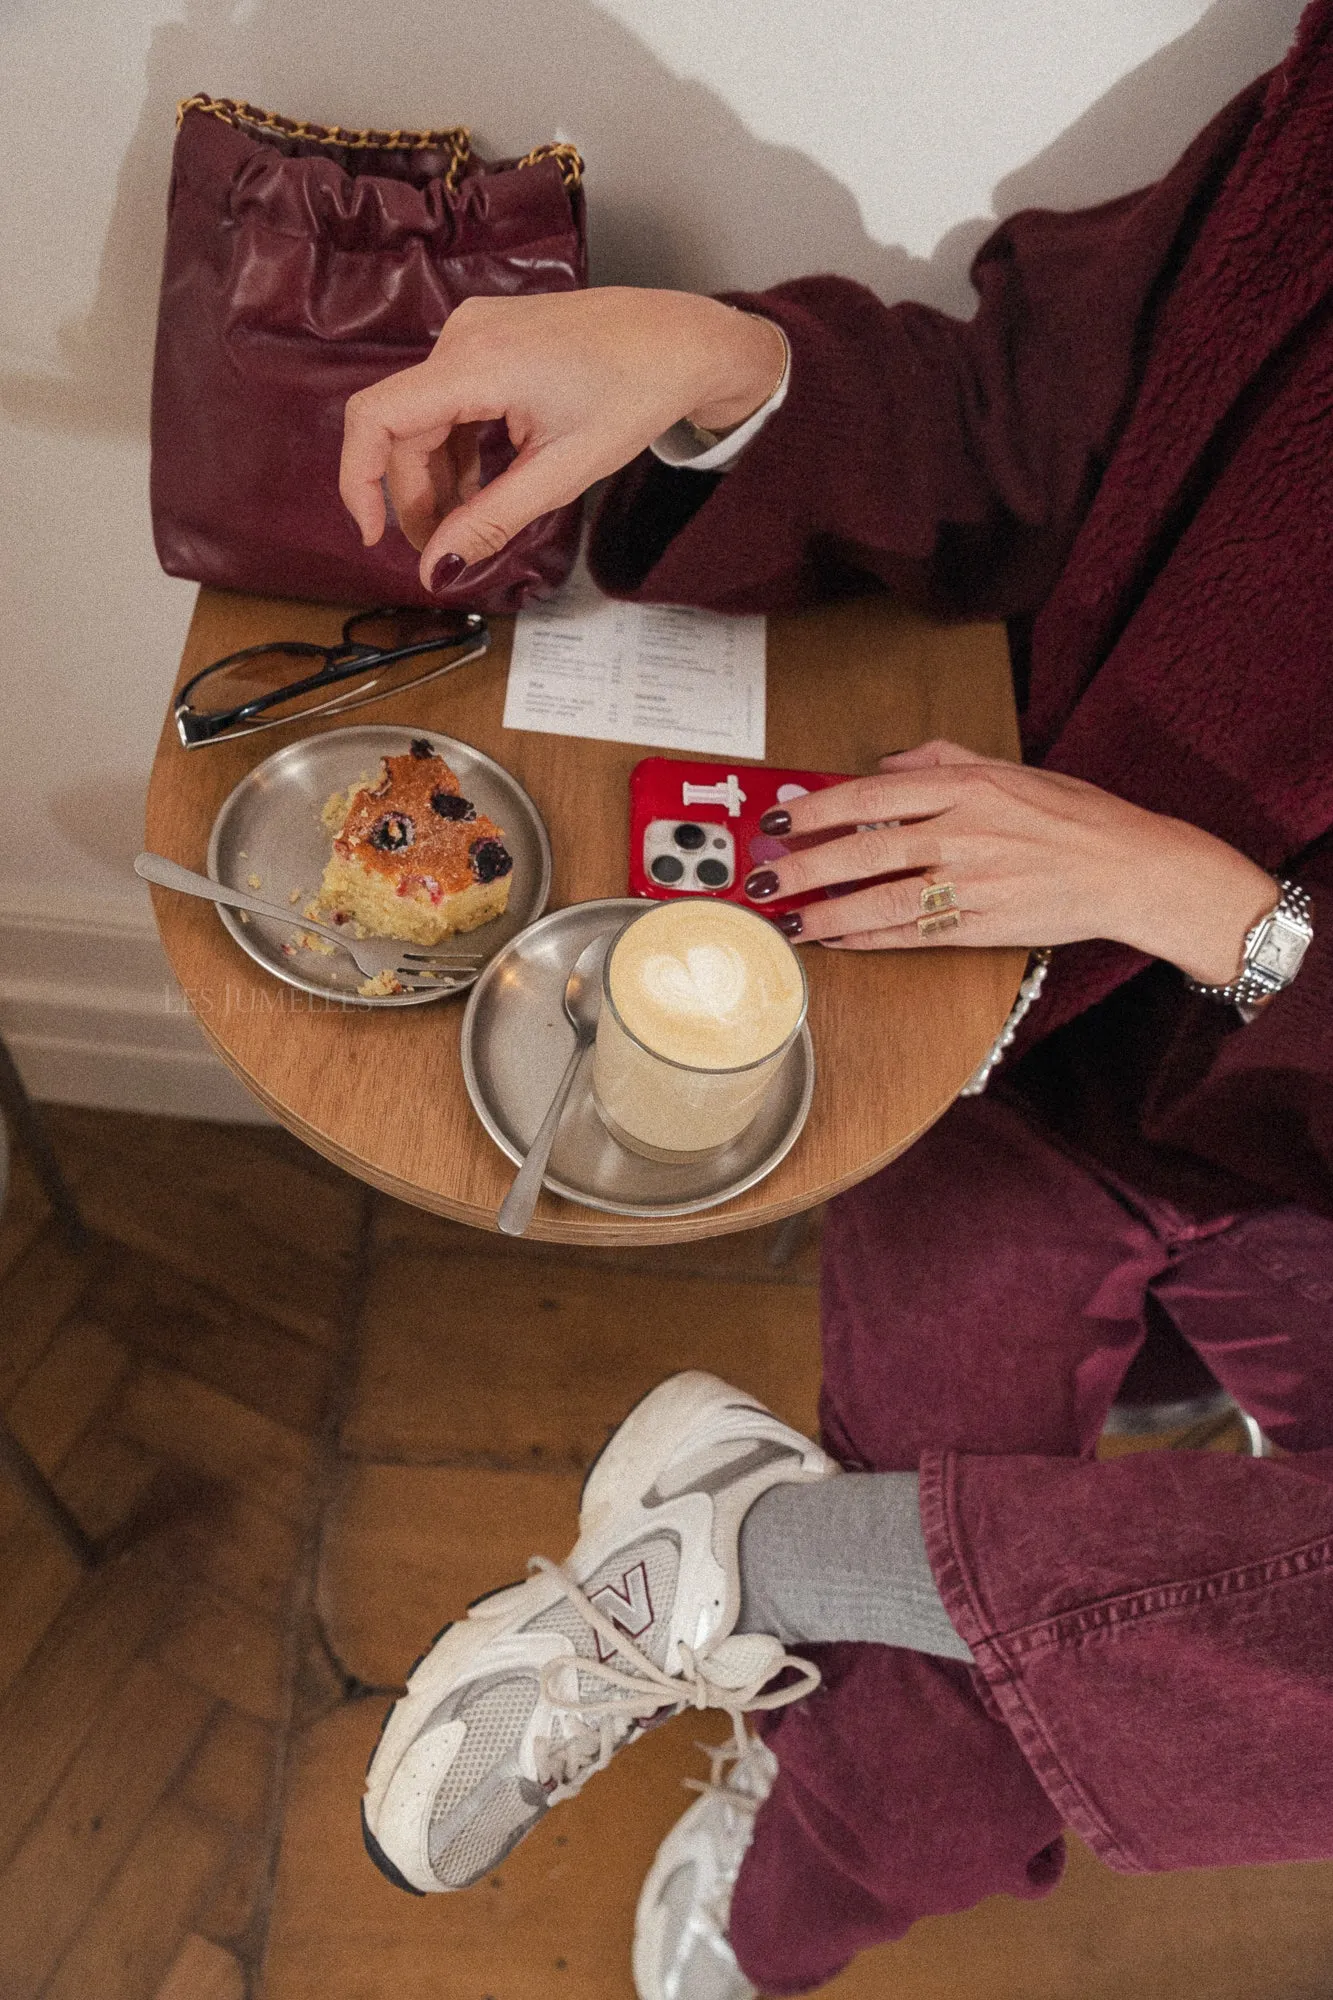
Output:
(393, 970), (476, 992)
(394, 947), (486, 965)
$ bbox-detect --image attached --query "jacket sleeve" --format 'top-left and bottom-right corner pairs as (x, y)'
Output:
(1147, 837), (1333, 1209)
(1002, 835), (1333, 1217)
(919, 1441), (1333, 1874)
(587, 80), (1266, 622)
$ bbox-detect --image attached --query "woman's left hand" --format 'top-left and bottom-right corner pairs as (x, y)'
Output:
(749, 740), (1278, 986)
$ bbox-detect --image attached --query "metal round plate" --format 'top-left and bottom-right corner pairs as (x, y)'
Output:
(206, 726), (553, 1008)
(461, 898), (815, 1217)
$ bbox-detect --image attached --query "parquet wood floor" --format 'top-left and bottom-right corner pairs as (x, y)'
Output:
(1, 1106), (1330, 2000)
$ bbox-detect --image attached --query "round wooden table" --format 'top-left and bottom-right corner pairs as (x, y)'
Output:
(145, 588), (1024, 1243)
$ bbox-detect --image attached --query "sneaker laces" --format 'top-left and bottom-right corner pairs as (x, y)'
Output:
(527, 1556), (820, 1791)
(655, 1733), (770, 1996)
(681, 1732), (767, 1814)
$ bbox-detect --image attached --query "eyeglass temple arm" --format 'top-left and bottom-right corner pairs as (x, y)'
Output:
(174, 620), (490, 746)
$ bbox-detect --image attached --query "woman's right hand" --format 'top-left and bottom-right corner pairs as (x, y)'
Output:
(338, 287), (786, 592)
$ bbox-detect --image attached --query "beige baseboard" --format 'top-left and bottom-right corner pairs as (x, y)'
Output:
(0, 908), (272, 1123)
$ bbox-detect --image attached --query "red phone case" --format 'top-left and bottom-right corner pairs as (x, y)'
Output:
(627, 757), (854, 924)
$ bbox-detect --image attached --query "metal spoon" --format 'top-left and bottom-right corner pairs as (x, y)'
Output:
(497, 933), (610, 1236)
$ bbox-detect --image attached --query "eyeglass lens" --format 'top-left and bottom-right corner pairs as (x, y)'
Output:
(342, 607), (478, 651)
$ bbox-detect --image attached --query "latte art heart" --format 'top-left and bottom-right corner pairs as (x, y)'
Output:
(640, 944), (749, 1021)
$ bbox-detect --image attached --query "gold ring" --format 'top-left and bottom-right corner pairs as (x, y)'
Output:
(920, 880), (959, 916)
(918, 909), (962, 937)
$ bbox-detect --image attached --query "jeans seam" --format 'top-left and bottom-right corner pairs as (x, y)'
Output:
(920, 1453), (1139, 1870)
(994, 1532), (1333, 1657)
(1191, 1212), (1333, 1305)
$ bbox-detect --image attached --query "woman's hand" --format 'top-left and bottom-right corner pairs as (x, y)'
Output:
(338, 288), (786, 592)
(750, 740), (1278, 985)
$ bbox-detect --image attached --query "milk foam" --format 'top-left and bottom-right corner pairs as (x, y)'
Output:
(640, 944), (749, 1022)
(608, 900), (804, 1070)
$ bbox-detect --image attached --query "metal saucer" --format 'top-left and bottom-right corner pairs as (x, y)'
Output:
(460, 898), (815, 1217)
(206, 726), (553, 1007)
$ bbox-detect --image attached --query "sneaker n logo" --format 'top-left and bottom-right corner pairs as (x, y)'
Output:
(588, 1561), (654, 1662)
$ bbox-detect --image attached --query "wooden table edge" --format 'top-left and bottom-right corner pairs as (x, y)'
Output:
(188, 989), (1020, 1246)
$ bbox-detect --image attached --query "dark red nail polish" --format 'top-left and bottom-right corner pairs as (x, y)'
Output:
(745, 868), (780, 900)
(758, 807), (792, 835)
(775, 910), (803, 938)
(429, 553), (467, 595)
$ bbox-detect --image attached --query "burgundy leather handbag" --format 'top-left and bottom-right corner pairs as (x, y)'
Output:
(151, 96), (587, 613)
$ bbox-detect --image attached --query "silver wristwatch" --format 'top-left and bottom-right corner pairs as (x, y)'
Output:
(1185, 879), (1314, 1011)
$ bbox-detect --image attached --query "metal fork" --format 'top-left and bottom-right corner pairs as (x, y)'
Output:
(134, 852), (485, 993)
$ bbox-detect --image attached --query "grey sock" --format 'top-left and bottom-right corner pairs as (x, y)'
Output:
(736, 1472), (974, 1662)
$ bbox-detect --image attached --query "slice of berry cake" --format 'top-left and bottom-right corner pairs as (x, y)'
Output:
(318, 739), (513, 945)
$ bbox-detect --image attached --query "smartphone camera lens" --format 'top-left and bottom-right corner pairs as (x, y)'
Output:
(651, 854), (686, 884)
(696, 858), (730, 888)
(673, 823), (707, 850)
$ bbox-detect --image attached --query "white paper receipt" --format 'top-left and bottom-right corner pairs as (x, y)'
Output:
(504, 558), (765, 760)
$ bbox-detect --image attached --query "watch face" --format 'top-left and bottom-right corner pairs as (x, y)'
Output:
(1253, 918), (1309, 981)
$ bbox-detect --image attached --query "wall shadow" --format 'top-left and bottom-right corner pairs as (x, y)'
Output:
(0, 0), (1303, 442)
(48, 774), (154, 881)
(995, 0), (1305, 213)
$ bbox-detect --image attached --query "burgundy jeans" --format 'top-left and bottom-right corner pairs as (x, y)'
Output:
(729, 1092), (1333, 1996)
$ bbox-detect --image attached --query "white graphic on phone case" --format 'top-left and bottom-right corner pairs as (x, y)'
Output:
(681, 775), (747, 818)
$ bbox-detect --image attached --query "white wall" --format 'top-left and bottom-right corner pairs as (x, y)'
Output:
(0, 0), (1304, 1113)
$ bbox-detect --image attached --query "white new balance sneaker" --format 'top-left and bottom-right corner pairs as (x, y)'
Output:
(633, 1734), (776, 2000)
(361, 1371), (836, 1895)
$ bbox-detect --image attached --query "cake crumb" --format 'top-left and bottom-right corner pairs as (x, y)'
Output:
(288, 888), (302, 905)
(247, 873), (262, 890)
(358, 969), (404, 998)
(298, 930), (336, 956)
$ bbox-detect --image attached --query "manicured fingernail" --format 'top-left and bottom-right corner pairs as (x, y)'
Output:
(775, 910), (803, 938)
(758, 808), (792, 835)
(429, 553), (467, 594)
(745, 868), (781, 900)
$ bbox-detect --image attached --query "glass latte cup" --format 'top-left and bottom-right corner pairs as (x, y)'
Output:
(592, 899), (808, 1161)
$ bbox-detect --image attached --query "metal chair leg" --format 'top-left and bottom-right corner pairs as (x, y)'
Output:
(1239, 1410), (1269, 1457)
(0, 1417), (98, 1567)
(767, 1209), (814, 1269)
(0, 1033), (97, 1563)
(0, 1033), (89, 1252)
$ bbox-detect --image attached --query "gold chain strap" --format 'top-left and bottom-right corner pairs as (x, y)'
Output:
(512, 140), (584, 189)
(177, 94), (472, 187)
(177, 95), (582, 192)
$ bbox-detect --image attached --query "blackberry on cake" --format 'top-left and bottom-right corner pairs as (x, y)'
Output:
(318, 748), (513, 944)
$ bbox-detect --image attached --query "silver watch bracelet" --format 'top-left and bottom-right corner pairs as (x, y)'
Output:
(1184, 878), (1313, 1015)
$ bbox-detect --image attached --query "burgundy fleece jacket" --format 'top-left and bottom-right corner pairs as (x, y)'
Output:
(589, 2), (1333, 1223)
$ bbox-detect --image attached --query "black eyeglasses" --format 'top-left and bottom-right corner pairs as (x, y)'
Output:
(174, 607), (490, 748)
